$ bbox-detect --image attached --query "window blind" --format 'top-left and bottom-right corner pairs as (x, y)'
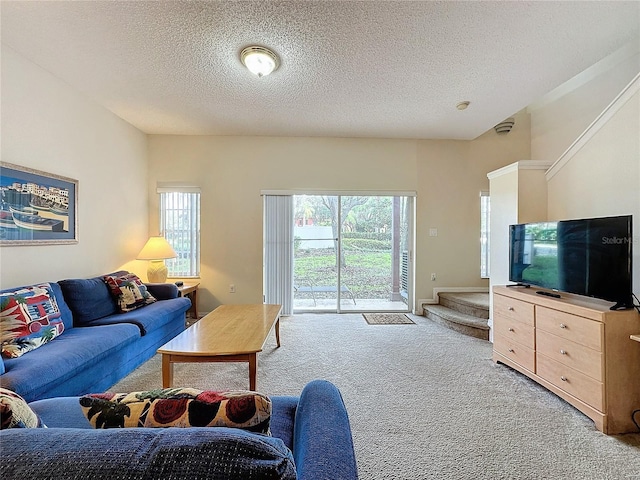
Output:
(263, 195), (294, 315)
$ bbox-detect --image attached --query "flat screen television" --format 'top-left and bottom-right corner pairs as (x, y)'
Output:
(509, 215), (633, 309)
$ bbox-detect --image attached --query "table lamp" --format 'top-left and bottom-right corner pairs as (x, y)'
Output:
(136, 236), (177, 283)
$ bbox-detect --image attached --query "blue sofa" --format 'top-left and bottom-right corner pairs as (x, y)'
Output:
(0, 271), (190, 402)
(1, 380), (359, 480)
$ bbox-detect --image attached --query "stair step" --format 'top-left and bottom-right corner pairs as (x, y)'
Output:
(423, 304), (489, 341)
(438, 292), (489, 319)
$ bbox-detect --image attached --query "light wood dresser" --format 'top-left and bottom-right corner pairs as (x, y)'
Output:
(493, 285), (640, 434)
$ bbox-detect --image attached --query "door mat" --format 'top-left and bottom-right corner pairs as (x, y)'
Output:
(363, 313), (415, 325)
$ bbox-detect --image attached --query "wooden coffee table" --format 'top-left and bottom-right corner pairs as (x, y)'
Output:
(157, 304), (282, 391)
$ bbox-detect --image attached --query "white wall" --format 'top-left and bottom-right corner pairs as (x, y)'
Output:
(0, 46), (149, 288)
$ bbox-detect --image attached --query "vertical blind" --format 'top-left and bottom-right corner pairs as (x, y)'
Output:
(263, 195), (294, 315)
(480, 191), (490, 278)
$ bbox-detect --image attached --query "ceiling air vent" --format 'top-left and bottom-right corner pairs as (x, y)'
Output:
(494, 118), (515, 134)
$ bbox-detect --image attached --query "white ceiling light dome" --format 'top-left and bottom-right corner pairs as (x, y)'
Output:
(240, 46), (279, 77)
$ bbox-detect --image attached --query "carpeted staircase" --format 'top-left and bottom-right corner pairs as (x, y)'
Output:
(422, 292), (490, 340)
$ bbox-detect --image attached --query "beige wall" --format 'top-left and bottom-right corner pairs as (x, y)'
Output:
(485, 56), (639, 335)
(415, 109), (531, 299)
(0, 46), (531, 306)
(530, 50), (639, 162)
(533, 51), (639, 299)
(546, 89), (639, 297)
(148, 115), (530, 313)
(148, 136), (418, 312)
(0, 46), (149, 289)
(547, 91), (639, 220)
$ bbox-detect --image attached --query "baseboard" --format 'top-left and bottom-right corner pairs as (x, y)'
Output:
(416, 299), (432, 315)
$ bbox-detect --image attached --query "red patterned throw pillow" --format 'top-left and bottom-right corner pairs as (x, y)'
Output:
(0, 283), (65, 358)
(103, 273), (156, 313)
(79, 388), (272, 434)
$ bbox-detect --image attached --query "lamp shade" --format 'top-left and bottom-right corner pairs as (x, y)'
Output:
(136, 236), (177, 260)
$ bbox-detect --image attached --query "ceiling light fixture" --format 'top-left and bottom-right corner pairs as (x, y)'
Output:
(240, 46), (279, 77)
(456, 101), (470, 110)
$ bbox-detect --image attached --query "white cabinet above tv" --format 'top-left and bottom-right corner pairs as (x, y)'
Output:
(487, 160), (553, 337)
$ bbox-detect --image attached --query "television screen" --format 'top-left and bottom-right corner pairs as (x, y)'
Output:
(509, 215), (633, 308)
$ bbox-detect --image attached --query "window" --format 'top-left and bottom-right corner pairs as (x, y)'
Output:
(158, 187), (201, 278)
(480, 191), (490, 278)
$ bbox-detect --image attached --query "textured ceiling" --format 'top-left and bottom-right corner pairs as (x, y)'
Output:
(2, 1), (639, 140)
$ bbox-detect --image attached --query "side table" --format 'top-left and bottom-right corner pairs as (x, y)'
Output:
(177, 283), (199, 325)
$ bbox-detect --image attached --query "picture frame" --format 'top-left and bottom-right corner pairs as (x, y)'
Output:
(0, 162), (78, 246)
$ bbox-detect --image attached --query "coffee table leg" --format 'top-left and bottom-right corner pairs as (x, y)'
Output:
(162, 354), (173, 388)
(249, 354), (257, 391)
(275, 318), (281, 348)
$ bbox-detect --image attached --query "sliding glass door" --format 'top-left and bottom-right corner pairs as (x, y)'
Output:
(293, 194), (413, 313)
(293, 195), (339, 310)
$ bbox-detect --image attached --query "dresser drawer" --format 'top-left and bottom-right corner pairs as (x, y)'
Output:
(493, 294), (534, 326)
(493, 315), (535, 349)
(536, 329), (603, 381)
(536, 306), (602, 351)
(537, 354), (604, 411)
(494, 333), (535, 372)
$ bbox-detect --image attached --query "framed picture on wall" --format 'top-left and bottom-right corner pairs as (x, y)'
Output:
(0, 162), (78, 246)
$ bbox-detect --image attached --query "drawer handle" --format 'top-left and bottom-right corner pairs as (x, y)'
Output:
(508, 348), (515, 353)
(560, 376), (568, 382)
(508, 307), (514, 311)
(559, 323), (567, 329)
(508, 327), (514, 332)
(560, 349), (567, 355)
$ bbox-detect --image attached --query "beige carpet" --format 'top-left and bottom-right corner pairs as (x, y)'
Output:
(363, 312), (415, 325)
(111, 314), (640, 479)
